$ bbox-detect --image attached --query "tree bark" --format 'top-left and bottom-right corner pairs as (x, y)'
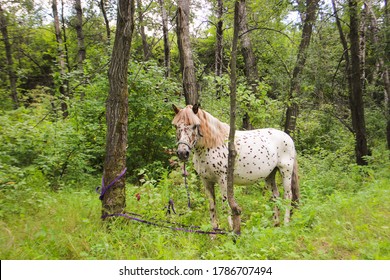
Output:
(284, 0), (319, 136)
(102, 0), (135, 217)
(176, 0), (198, 105)
(237, 0), (258, 130)
(52, 0), (69, 118)
(349, 0), (370, 165)
(74, 0), (86, 70)
(215, 0), (224, 77)
(227, 0), (242, 235)
(74, 0), (86, 99)
(0, 3), (18, 108)
(159, 0), (171, 77)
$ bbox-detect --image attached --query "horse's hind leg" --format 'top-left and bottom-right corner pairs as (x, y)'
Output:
(279, 166), (293, 224)
(265, 168), (280, 226)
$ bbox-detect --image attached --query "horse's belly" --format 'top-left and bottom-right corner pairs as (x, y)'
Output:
(234, 157), (277, 184)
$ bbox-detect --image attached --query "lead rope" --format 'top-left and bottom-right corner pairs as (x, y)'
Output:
(183, 162), (191, 209)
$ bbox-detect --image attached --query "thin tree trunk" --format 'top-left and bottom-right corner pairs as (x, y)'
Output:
(99, 0), (111, 46)
(52, 0), (68, 118)
(137, 0), (150, 61)
(227, 0), (241, 236)
(75, 0), (86, 99)
(102, 0), (135, 217)
(215, 0), (223, 77)
(75, 0), (86, 70)
(349, 0), (370, 165)
(60, 0), (71, 74)
(159, 0), (171, 77)
(284, 0), (319, 136)
(0, 3), (18, 108)
(176, 0), (198, 105)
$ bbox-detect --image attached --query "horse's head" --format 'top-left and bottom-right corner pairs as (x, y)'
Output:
(172, 104), (202, 161)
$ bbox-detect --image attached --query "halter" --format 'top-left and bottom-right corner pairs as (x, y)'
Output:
(176, 125), (202, 150)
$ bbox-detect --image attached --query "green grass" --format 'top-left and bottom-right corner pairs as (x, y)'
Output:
(1, 152), (389, 260)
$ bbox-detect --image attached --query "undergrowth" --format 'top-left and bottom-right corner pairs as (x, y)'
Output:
(1, 147), (389, 260)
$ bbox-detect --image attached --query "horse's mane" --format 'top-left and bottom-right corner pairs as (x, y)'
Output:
(173, 105), (229, 148)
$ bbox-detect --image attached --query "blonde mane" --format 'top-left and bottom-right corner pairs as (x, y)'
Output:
(173, 105), (229, 148)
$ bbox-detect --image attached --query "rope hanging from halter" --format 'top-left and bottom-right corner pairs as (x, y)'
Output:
(182, 162), (191, 209)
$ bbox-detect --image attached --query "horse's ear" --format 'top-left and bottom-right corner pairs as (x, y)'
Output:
(172, 104), (181, 114)
(192, 103), (200, 114)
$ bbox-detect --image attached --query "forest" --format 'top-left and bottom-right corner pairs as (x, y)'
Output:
(0, 0), (389, 260)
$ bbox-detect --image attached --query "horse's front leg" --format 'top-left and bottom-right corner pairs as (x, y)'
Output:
(218, 177), (241, 234)
(203, 179), (218, 230)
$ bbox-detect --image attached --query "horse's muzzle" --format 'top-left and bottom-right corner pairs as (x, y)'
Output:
(177, 146), (190, 161)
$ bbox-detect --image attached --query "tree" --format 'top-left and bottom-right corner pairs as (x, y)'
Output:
(74, 0), (86, 70)
(0, 3), (18, 108)
(348, 0), (370, 165)
(284, 0), (320, 136)
(137, 0), (151, 61)
(102, 0), (135, 217)
(176, 0), (198, 105)
(52, 0), (69, 118)
(99, 0), (111, 46)
(215, 0), (224, 77)
(159, 0), (171, 77)
(227, 0), (241, 235)
(237, 0), (258, 130)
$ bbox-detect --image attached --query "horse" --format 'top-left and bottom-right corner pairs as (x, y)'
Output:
(172, 104), (299, 231)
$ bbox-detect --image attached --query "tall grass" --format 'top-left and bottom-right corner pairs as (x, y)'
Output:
(1, 148), (389, 260)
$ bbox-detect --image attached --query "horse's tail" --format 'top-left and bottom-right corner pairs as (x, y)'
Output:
(291, 156), (300, 208)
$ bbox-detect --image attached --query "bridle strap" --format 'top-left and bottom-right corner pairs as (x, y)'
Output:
(176, 125), (202, 150)
(176, 141), (193, 150)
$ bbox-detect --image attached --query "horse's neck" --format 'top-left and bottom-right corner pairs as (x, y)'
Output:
(198, 110), (229, 149)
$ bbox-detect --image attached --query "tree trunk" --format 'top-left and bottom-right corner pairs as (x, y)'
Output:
(0, 3), (18, 108)
(60, 0), (71, 74)
(102, 0), (135, 217)
(366, 0), (390, 150)
(227, 0), (242, 235)
(74, 0), (86, 99)
(159, 0), (171, 77)
(349, 0), (370, 165)
(137, 0), (150, 61)
(238, 0), (258, 87)
(99, 0), (111, 46)
(52, 0), (69, 118)
(237, 0), (258, 130)
(215, 0), (223, 77)
(74, 0), (86, 70)
(284, 0), (319, 136)
(176, 0), (198, 105)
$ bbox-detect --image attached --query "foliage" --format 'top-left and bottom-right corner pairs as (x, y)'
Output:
(0, 0), (389, 261)
(1, 146), (389, 260)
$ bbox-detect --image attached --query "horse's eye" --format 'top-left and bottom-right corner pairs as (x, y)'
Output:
(193, 125), (198, 130)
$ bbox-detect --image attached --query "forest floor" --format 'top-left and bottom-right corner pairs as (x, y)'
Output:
(1, 148), (389, 260)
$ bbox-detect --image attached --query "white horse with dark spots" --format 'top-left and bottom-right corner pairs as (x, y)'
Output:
(172, 104), (299, 231)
